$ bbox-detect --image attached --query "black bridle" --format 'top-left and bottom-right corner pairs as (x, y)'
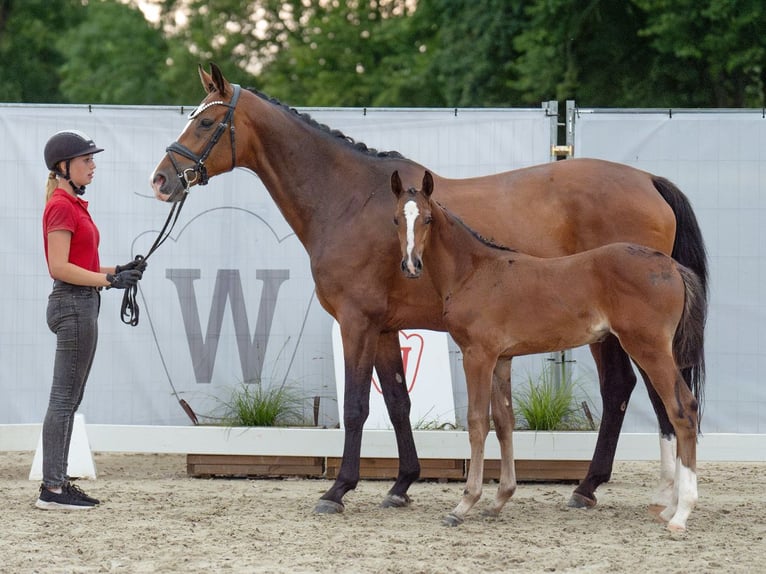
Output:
(120, 84), (242, 327)
(165, 83), (241, 188)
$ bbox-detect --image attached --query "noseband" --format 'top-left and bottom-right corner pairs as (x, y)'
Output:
(165, 83), (241, 189)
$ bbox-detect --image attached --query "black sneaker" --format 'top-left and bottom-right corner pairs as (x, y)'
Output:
(65, 481), (100, 505)
(35, 485), (97, 510)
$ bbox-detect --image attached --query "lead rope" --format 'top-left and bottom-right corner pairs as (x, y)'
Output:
(120, 192), (188, 326)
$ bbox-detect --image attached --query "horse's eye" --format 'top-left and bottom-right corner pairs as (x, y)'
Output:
(424, 216), (433, 224)
(393, 217), (399, 226)
(200, 118), (214, 128)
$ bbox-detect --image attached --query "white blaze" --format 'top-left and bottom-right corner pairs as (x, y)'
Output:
(404, 200), (420, 274)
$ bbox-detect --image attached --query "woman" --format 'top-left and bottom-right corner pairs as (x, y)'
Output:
(37, 130), (145, 510)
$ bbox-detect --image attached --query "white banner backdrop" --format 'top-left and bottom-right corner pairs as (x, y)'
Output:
(573, 108), (766, 434)
(0, 101), (553, 427)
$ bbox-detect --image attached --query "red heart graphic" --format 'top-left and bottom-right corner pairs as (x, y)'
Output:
(371, 331), (424, 395)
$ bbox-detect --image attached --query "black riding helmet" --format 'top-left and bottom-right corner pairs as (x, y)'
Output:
(44, 130), (104, 195)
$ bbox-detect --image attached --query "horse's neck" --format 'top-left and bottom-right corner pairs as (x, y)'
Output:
(242, 103), (378, 246)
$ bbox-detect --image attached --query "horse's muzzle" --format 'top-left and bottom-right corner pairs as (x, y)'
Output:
(151, 169), (184, 203)
(401, 258), (422, 279)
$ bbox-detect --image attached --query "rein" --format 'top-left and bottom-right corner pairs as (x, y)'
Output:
(120, 192), (188, 326)
(121, 84), (242, 326)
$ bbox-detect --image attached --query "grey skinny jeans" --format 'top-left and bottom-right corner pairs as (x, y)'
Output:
(42, 280), (100, 488)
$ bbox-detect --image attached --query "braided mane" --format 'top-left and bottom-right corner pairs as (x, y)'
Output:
(247, 87), (405, 159)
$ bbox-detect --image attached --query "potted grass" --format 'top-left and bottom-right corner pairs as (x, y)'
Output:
(186, 381), (327, 479)
(490, 361), (599, 482)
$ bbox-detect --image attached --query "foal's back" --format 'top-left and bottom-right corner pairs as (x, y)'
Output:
(427, 200), (686, 359)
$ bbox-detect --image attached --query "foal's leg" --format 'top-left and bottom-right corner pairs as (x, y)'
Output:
(630, 354), (698, 531)
(444, 349), (494, 526)
(569, 336), (637, 508)
(376, 330), (420, 508)
(635, 365), (676, 512)
(483, 358), (517, 517)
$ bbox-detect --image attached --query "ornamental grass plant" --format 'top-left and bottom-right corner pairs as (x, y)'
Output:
(513, 364), (596, 431)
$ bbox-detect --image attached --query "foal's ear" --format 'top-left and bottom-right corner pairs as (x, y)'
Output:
(422, 171), (434, 197)
(391, 170), (404, 198)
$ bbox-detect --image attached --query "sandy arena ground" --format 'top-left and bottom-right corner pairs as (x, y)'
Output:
(0, 452), (763, 573)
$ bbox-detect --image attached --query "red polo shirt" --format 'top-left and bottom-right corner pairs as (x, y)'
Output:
(43, 188), (101, 275)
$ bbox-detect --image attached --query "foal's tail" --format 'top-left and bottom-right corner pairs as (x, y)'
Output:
(654, 176), (708, 424)
(673, 264), (707, 425)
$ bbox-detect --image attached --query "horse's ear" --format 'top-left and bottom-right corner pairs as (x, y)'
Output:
(391, 170), (403, 198)
(210, 62), (229, 97)
(198, 64), (216, 94)
(423, 171), (434, 197)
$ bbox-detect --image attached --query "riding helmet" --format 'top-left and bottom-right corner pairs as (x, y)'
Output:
(44, 130), (104, 172)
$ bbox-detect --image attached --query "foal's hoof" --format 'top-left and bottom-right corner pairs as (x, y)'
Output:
(567, 492), (597, 509)
(442, 513), (464, 527)
(648, 504), (667, 518)
(480, 508), (500, 519)
(666, 522), (687, 534)
(381, 493), (411, 509)
(314, 500), (345, 514)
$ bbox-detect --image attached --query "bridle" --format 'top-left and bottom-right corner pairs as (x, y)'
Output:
(120, 84), (242, 327)
(165, 83), (241, 188)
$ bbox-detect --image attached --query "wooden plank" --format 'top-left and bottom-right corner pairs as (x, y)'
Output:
(187, 454), (324, 478)
(187, 454), (319, 466)
(186, 454), (587, 482)
(475, 459), (589, 483)
(325, 457), (464, 480)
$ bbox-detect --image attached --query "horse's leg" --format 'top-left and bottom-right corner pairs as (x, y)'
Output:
(444, 348), (494, 526)
(569, 336), (637, 508)
(482, 358), (517, 518)
(632, 358), (698, 531)
(315, 322), (379, 514)
(635, 365), (677, 513)
(376, 330), (420, 509)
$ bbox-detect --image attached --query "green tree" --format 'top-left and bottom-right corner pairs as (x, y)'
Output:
(58, 0), (174, 104)
(412, 0), (527, 107)
(510, 0), (654, 106)
(510, 0), (766, 107)
(257, 0), (421, 106)
(0, 0), (84, 102)
(634, 0), (765, 107)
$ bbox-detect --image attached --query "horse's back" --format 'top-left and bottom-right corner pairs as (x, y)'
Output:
(434, 158), (675, 258)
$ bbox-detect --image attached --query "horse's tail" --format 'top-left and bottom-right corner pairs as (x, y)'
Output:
(673, 264), (707, 427)
(653, 175), (708, 425)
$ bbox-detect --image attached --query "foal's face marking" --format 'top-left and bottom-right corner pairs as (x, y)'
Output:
(403, 198), (421, 275)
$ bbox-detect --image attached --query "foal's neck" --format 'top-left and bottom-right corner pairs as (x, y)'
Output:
(428, 202), (500, 287)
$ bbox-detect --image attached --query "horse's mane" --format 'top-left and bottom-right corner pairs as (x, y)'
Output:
(435, 199), (516, 253)
(246, 87), (406, 160)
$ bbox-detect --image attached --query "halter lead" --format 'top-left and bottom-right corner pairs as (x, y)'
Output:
(165, 83), (241, 189)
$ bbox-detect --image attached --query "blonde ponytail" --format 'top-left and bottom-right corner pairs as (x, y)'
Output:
(45, 172), (58, 203)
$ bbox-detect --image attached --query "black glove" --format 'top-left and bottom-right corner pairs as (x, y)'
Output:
(106, 269), (143, 290)
(115, 257), (147, 274)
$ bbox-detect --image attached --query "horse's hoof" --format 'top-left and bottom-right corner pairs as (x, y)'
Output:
(314, 500), (345, 514)
(648, 504), (667, 517)
(480, 508), (500, 519)
(567, 492), (597, 509)
(666, 522), (687, 534)
(442, 513), (464, 527)
(380, 493), (411, 509)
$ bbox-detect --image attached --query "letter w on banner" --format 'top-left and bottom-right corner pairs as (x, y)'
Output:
(331, 322), (456, 430)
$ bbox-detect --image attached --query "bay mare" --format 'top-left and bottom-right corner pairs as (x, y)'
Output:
(391, 171), (705, 531)
(150, 63), (707, 516)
